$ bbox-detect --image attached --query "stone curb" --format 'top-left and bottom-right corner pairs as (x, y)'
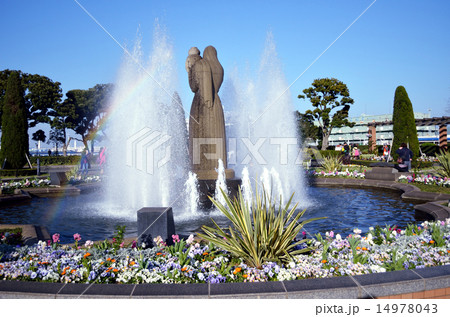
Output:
(0, 265), (448, 299)
(311, 177), (450, 221)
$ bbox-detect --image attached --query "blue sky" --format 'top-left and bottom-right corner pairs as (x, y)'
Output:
(1, 0), (449, 143)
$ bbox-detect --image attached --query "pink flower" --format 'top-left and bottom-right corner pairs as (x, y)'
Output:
(73, 233), (82, 242)
(120, 242), (125, 248)
(172, 234), (180, 243)
(131, 240), (137, 248)
(52, 233), (60, 243)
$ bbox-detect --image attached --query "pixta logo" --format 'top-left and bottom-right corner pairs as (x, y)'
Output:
(126, 127), (171, 174)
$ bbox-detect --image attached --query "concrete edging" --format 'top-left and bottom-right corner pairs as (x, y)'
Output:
(0, 265), (448, 299)
(1, 176), (449, 298)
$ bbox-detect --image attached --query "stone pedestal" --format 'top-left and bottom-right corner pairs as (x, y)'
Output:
(49, 172), (68, 186)
(198, 178), (241, 209)
(365, 166), (399, 181)
(194, 168), (235, 180)
(137, 207), (175, 247)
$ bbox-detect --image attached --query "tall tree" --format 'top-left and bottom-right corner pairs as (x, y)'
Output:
(0, 69), (62, 129)
(0, 71), (29, 169)
(298, 78), (355, 150)
(392, 86), (420, 160)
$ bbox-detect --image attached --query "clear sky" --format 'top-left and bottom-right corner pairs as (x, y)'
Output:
(1, 0), (449, 145)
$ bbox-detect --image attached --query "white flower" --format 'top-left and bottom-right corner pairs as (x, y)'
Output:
(186, 234), (194, 245)
(336, 234), (342, 241)
(353, 228), (362, 235)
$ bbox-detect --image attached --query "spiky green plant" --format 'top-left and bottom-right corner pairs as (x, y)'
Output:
(434, 150), (450, 178)
(198, 186), (324, 268)
(320, 155), (343, 172)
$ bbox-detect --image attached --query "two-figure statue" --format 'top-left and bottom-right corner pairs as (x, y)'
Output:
(186, 46), (234, 180)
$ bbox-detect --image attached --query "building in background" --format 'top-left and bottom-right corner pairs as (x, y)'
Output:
(328, 112), (449, 147)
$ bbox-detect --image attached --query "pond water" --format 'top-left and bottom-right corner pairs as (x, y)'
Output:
(0, 186), (419, 244)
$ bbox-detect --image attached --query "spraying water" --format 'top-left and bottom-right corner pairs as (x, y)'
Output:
(105, 27), (191, 216)
(185, 171), (200, 214)
(222, 32), (309, 207)
(241, 166), (252, 206)
(214, 159), (229, 206)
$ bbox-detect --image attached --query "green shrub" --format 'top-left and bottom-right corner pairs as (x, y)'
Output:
(320, 155), (343, 172)
(0, 169), (39, 177)
(420, 143), (440, 157)
(433, 150), (450, 178)
(29, 155), (81, 166)
(319, 150), (342, 158)
(198, 186), (323, 268)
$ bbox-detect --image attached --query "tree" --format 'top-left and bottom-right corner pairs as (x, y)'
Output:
(56, 83), (112, 150)
(0, 71), (29, 169)
(47, 127), (65, 155)
(0, 69), (62, 129)
(298, 78), (355, 150)
(295, 111), (320, 143)
(392, 86), (420, 160)
(32, 129), (46, 143)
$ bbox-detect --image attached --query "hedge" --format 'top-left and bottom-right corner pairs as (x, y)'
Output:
(29, 155), (81, 166)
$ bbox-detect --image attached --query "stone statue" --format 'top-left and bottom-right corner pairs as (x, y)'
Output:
(186, 46), (234, 180)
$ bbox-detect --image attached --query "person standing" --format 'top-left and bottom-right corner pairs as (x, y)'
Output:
(383, 144), (389, 161)
(343, 142), (350, 164)
(352, 145), (360, 160)
(396, 143), (413, 172)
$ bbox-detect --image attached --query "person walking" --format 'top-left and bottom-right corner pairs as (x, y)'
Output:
(352, 145), (360, 160)
(80, 148), (89, 178)
(395, 143), (413, 172)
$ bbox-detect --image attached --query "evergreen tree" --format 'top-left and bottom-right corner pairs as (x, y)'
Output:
(298, 78), (355, 150)
(392, 86), (419, 160)
(0, 71), (29, 169)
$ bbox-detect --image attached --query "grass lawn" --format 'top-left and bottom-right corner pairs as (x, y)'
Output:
(408, 182), (450, 195)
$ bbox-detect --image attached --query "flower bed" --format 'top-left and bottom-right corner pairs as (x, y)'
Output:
(398, 174), (450, 188)
(309, 169), (365, 179)
(1, 220), (448, 284)
(68, 175), (101, 185)
(1, 178), (51, 193)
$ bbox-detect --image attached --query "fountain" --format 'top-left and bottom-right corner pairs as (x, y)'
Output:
(0, 28), (422, 244)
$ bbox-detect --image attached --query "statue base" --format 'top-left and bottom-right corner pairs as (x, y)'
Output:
(193, 168), (235, 180)
(197, 178), (242, 209)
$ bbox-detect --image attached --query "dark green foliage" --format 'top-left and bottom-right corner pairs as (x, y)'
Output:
(0, 69), (62, 129)
(51, 83), (113, 149)
(29, 155), (81, 166)
(31, 129), (46, 143)
(392, 86), (420, 160)
(420, 142), (440, 157)
(0, 169), (40, 177)
(298, 78), (355, 150)
(296, 111), (320, 142)
(0, 72), (29, 169)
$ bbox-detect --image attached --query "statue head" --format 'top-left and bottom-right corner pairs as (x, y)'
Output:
(203, 46), (218, 61)
(188, 47), (200, 56)
(186, 47), (202, 73)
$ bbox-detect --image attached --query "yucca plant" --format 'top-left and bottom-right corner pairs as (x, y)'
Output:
(434, 150), (450, 178)
(198, 186), (324, 268)
(320, 155), (343, 172)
